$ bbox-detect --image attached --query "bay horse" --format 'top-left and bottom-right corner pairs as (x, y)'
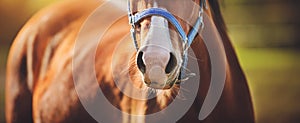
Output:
(5, 0), (254, 122)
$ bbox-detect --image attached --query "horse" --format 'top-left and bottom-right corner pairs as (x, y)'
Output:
(5, 0), (255, 122)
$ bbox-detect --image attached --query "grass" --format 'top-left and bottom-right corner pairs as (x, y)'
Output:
(0, 45), (9, 122)
(236, 47), (300, 123)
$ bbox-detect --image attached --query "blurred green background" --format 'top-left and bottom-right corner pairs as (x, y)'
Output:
(0, 0), (299, 122)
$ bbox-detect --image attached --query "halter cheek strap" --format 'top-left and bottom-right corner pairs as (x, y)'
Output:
(128, 0), (206, 79)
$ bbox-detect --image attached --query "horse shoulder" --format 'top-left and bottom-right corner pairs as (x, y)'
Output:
(6, 0), (102, 122)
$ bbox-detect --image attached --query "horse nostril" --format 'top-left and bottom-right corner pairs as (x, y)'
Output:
(165, 53), (177, 74)
(137, 51), (146, 74)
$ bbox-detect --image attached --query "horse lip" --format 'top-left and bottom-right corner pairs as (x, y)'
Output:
(144, 79), (176, 90)
(142, 67), (180, 90)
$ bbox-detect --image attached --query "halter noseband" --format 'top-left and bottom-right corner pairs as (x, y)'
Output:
(127, 0), (206, 80)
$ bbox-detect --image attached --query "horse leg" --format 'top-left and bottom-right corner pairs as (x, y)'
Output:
(6, 41), (33, 123)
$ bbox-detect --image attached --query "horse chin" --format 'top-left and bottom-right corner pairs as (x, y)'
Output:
(145, 83), (172, 90)
(147, 85), (171, 90)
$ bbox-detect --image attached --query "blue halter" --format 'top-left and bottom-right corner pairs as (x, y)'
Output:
(128, 0), (206, 80)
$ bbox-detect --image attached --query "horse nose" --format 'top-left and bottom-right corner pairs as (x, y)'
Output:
(137, 51), (146, 74)
(165, 52), (177, 74)
(136, 51), (177, 74)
